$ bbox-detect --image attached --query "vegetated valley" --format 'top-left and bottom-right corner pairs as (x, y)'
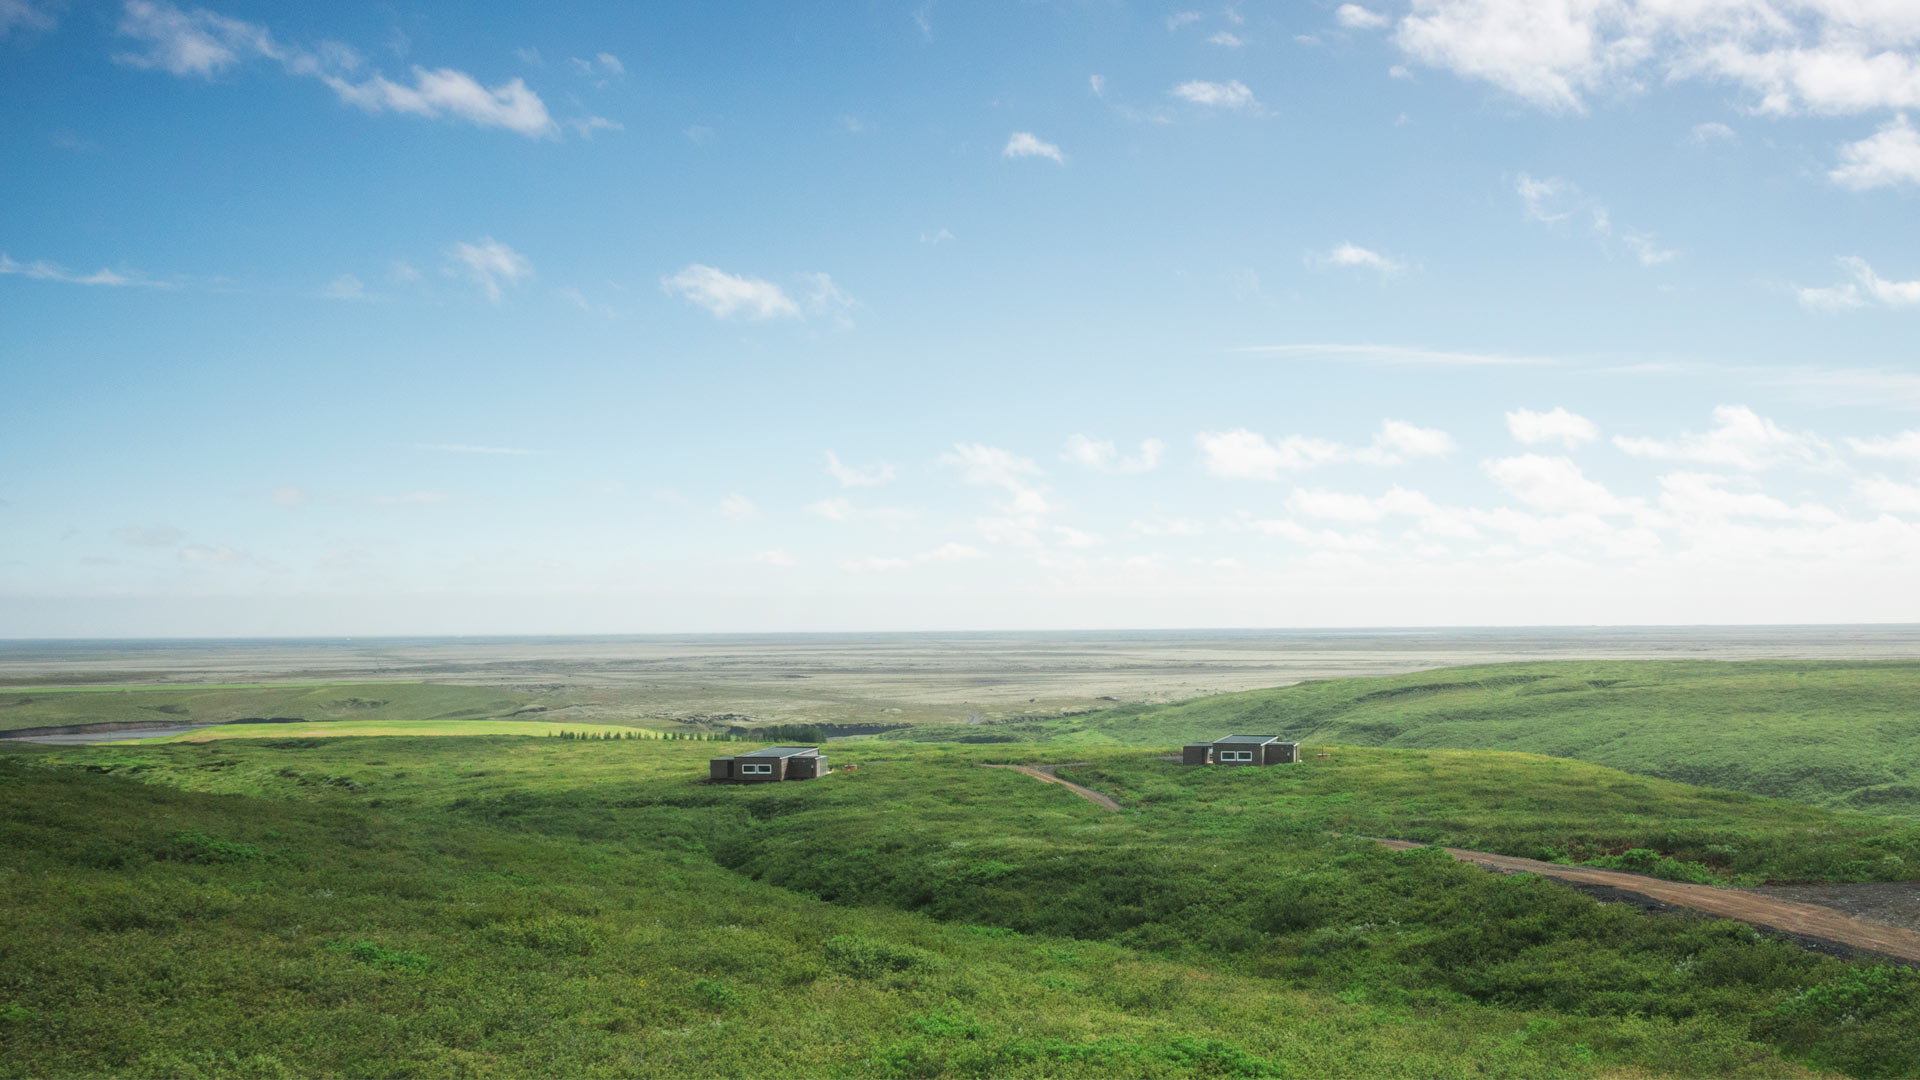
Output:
(1, 659), (1918, 1077)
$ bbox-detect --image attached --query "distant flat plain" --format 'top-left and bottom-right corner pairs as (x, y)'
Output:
(5, 626), (1920, 728)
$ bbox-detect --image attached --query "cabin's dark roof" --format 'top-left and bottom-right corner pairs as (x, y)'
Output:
(1213, 734), (1281, 745)
(737, 745), (821, 759)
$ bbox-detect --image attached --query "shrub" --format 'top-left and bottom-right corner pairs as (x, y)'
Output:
(822, 934), (938, 978)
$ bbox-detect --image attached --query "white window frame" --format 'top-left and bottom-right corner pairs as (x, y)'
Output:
(741, 762), (774, 775)
(1220, 749), (1254, 762)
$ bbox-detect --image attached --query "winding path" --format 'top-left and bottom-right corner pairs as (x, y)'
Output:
(980, 764), (1920, 963)
(979, 763), (1123, 811)
(1367, 838), (1920, 964)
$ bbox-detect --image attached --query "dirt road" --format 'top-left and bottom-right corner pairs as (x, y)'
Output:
(1370, 838), (1920, 964)
(982, 765), (1920, 963)
(979, 763), (1123, 811)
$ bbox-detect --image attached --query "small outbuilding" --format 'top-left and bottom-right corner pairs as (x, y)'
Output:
(708, 745), (829, 783)
(1180, 735), (1301, 767)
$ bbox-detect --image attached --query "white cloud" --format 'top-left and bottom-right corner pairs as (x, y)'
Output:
(1, 0), (54, 37)
(569, 116), (622, 139)
(841, 542), (986, 572)
(1359, 420), (1456, 464)
(1689, 121), (1737, 144)
(323, 273), (366, 300)
(324, 68), (554, 138)
(1832, 115), (1920, 189)
(920, 228), (955, 245)
(1003, 131), (1065, 163)
(1623, 231), (1677, 266)
(718, 494), (757, 521)
(1658, 472), (1838, 523)
(1166, 11), (1202, 31)
(1336, 4), (1390, 30)
(1052, 526), (1103, 548)
(806, 498), (912, 526)
(1613, 405), (1833, 470)
(1386, 0), (1920, 116)
(1515, 173), (1572, 222)
(825, 451), (895, 487)
(1197, 430), (1344, 479)
(1857, 476), (1920, 513)
(1799, 256), (1920, 311)
(1485, 455), (1637, 516)
(1063, 435), (1164, 473)
(448, 237), (531, 302)
(1197, 420), (1451, 480)
(940, 443), (1041, 493)
(1507, 406), (1599, 447)
(119, 1), (557, 138)
(801, 272), (859, 327)
(1209, 32), (1245, 48)
(661, 264), (800, 320)
(1089, 74), (1106, 97)
(0, 253), (158, 288)
(1849, 430), (1920, 463)
(1308, 242), (1408, 276)
(272, 486), (309, 507)
(753, 549), (796, 566)
(180, 544), (248, 566)
(1172, 79), (1258, 109)
(1516, 173), (1674, 266)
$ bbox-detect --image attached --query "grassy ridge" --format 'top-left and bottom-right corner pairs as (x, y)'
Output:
(903, 660), (1920, 817)
(4, 736), (1919, 1076)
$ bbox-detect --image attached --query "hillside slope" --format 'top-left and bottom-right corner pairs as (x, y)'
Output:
(960, 660), (1920, 816)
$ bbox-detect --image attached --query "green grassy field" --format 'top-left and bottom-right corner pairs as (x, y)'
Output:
(4, 734), (1919, 1078)
(128, 720), (677, 743)
(0, 682), (546, 734)
(895, 660), (1920, 817)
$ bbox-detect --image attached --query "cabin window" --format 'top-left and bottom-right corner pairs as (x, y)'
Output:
(741, 763), (774, 775)
(1221, 750), (1253, 762)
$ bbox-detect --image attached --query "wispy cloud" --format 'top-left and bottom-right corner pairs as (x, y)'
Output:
(1832, 116), (1920, 190)
(1197, 420), (1454, 480)
(1506, 407), (1599, 447)
(1063, 435), (1164, 473)
(1307, 242), (1409, 276)
(662, 264), (802, 320)
(116, 0), (557, 138)
(1003, 131), (1065, 164)
(447, 237), (531, 302)
(719, 494), (757, 521)
(0, 253), (164, 288)
(1614, 405), (1833, 471)
(825, 451), (895, 487)
(1172, 79), (1258, 109)
(1335, 4), (1390, 30)
(113, 524), (184, 548)
(1797, 256), (1920, 312)
(372, 491), (452, 505)
(1515, 172), (1675, 266)
(2, 0), (55, 37)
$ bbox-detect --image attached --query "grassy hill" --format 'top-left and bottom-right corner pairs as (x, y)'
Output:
(4, 735), (1919, 1077)
(904, 660), (1920, 817)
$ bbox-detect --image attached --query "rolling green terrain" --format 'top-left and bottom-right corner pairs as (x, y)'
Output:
(897, 660), (1920, 817)
(4, 735), (1919, 1078)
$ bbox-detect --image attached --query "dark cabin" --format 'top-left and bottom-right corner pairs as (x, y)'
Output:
(1181, 735), (1301, 766)
(708, 745), (828, 783)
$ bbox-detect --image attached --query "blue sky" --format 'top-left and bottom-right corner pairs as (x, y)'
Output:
(4, 0), (1920, 636)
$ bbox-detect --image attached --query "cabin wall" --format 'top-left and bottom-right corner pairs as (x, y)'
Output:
(1181, 744), (1212, 766)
